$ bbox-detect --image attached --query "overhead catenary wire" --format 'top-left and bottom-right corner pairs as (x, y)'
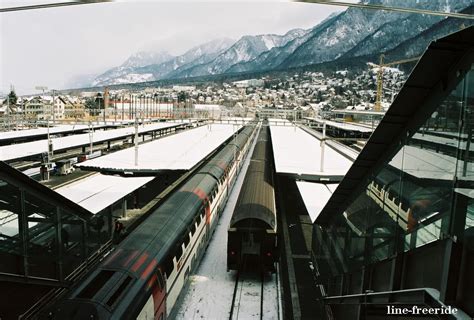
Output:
(295, 0), (474, 20)
(0, 0), (110, 13)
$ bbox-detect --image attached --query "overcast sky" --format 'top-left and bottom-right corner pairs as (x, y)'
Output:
(0, 1), (345, 95)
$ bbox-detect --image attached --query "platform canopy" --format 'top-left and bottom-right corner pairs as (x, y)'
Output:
(389, 145), (474, 182)
(0, 122), (182, 161)
(297, 182), (338, 223)
(304, 117), (373, 133)
(76, 123), (242, 174)
(55, 173), (154, 214)
(270, 125), (353, 181)
(0, 124), (108, 143)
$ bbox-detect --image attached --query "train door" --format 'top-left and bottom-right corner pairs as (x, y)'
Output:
(241, 232), (260, 256)
(240, 231), (264, 270)
(227, 230), (242, 270)
(261, 232), (277, 273)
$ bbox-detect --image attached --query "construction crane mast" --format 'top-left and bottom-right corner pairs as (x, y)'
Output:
(374, 55), (421, 111)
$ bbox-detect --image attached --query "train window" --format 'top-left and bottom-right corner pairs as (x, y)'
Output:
(175, 245), (183, 261)
(77, 270), (115, 299)
(196, 214), (202, 225)
(163, 257), (174, 278)
(401, 202), (409, 212)
(190, 222), (197, 235)
(183, 233), (190, 247)
(106, 276), (133, 308)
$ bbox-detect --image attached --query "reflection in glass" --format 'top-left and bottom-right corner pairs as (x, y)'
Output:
(316, 69), (473, 274)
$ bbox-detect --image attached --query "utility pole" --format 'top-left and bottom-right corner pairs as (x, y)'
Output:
(320, 121), (326, 172)
(51, 89), (56, 125)
(134, 112), (139, 166)
(36, 85), (50, 181)
(88, 121), (94, 156)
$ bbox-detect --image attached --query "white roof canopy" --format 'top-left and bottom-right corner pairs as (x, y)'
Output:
(270, 125), (353, 181)
(55, 173), (154, 214)
(0, 122), (182, 161)
(296, 182), (338, 223)
(76, 123), (242, 173)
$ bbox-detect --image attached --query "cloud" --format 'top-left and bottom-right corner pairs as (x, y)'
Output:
(1, 1), (341, 94)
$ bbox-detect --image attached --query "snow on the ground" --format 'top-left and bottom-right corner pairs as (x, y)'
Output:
(231, 273), (262, 320)
(262, 273), (279, 320)
(173, 126), (279, 320)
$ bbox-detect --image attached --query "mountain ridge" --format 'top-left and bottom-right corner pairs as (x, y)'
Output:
(79, 0), (473, 88)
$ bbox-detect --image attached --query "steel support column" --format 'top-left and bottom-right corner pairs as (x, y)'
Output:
(55, 208), (64, 282)
(18, 189), (29, 277)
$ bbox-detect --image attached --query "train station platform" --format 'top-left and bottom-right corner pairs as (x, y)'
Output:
(0, 122), (186, 162)
(268, 120), (358, 319)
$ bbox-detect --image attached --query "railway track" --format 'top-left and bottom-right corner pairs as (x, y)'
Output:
(229, 269), (265, 320)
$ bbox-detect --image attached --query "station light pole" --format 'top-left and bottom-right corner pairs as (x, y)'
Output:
(36, 85), (51, 180)
(51, 89), (56, 125)
(88, 121), (94, 156)
(134, 112), (139, 166)
(320, 120), (326, 172)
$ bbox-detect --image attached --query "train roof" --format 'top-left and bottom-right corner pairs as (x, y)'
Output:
(230, 127), (276, 231)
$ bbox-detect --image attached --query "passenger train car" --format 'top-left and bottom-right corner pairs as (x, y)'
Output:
(227, 126), (277, 273)
(45, 124), (256, 320)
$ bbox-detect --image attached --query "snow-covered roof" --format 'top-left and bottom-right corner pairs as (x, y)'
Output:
(304, 117), (373, 133)
(55, 173), (154, 214)
(0, 122), (182, 161)
(0, 211), (40, 237)
(296, 182), (338, 222)
(0, 124), (107, 142)
(270, 125), (353, 180)
(76, 123), (242, 173)
(194, 104), (222, 110)
(389, 145), (473, 182)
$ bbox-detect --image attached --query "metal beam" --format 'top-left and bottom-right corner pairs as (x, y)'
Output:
(295, 1), (474, 20)
(0, 1), (110, 13)
(324, 288), (445, 306)
(0, 272), (68, 287)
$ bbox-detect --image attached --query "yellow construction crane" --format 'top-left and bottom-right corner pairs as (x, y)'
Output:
(374, 55), (421, 111)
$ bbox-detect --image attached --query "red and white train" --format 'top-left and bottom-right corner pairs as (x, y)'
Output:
(46, 124), (255, 320)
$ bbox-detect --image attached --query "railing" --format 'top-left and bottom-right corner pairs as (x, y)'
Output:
(19, 240), (113, 320)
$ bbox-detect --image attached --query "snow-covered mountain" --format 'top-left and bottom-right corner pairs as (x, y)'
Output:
(169, 29), (307, 78)
(279, 0), (473, 68)
(92, 51), (173, 86)
(227, 15), (338, 73)
(139, 38), (235, 80)
(90, 39), (234, 86)
(73, 0), (473, 88)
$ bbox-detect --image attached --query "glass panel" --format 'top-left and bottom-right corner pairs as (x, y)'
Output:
(396, 70), (469, 250)
(466, 200), (474, 230)
(25, 192), (58, 278)
(0, 179), (22, 274)
(321, 68), (473, 277)
(458, 71), (474, 235)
